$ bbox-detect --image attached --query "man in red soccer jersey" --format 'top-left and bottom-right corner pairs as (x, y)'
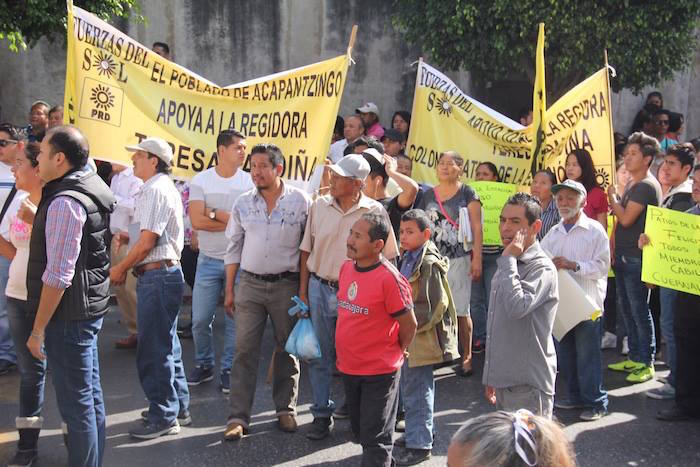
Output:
(336, 212), (417, 467)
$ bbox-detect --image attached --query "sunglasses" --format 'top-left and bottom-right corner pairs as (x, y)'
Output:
(654, 120), (670, 126)
(0, 139), (18, 147)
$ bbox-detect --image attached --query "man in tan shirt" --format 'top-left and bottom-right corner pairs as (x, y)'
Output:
(299, 154), (398, 440)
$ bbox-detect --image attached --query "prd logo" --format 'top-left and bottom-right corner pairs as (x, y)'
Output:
(79, 77), (124, 127)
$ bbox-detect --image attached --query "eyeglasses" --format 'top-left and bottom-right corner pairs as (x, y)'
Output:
(512, 409), (538, 467)
(654, 120), (670, 126)
(0, 139), (18, 147)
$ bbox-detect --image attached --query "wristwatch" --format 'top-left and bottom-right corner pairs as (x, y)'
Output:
(573, 262), (581, 272)
(208, 208), (217, 220)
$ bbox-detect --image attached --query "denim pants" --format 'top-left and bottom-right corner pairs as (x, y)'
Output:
(659, 287), (678, 386)
(0, 256), (17, 363)
(191, 254), (235, 371)
(136, 266), (190, 425)
(614, 254), (655, 366)
(400, 361), (434, 450)
(470, 252), (498, 342)
(7, 299), (47, 424)
(307, 276), (338, 418)
(557, 319), (608, 410)
(44, 317), (105, 467)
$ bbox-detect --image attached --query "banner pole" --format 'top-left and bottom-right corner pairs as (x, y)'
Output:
(347, 24), (358, 60)
(604, 49), (616, 186)
(405, 57), (423, 177)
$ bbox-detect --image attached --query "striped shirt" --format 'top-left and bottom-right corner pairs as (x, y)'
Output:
(540, 212), (610, 310)
(42, 196), (86, 289)
(537, 198), (560, 241)
(133, 173), (183, 265)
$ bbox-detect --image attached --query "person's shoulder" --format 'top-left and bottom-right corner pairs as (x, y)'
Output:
(190, 167), (214, 184)
(285, 183), (312, 201)
(234, 168), (254, 185)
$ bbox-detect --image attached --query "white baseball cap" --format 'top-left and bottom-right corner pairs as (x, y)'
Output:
(329, 154), (370, 180)
(551, 179), (587, 198)
(356, 102), (379, 114)
(125, 137), (173, 166)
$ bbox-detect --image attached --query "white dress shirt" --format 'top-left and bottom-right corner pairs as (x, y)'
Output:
(109, 167), (142, 234)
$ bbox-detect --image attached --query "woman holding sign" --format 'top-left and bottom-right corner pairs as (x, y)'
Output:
(418, 151), (483, 376)
(565, 149), (609, 230)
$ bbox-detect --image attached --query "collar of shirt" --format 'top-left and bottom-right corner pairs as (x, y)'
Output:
(322, 192), (375, 215)
(551, 212), (594, 235)
(138, 172), (167, 193)
(518, 241), (543, 263)
(662, 178), (693, 205)
(251, 179), (292, 204)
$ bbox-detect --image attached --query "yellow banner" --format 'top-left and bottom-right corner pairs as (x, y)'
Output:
(65, 3), (348, 181)
(531, 23), (546, 170)
(641, 206), (700, 296)
(407, 62), (615, 189)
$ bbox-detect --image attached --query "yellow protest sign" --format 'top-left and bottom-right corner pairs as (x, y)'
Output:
(641, 206), (700, 296)
(471, 181), (518, 245)
(65, 2), (348, 181)
(531, 23), (547, 170)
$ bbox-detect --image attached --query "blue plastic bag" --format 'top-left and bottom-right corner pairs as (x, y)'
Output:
(285, 296), (322, 361)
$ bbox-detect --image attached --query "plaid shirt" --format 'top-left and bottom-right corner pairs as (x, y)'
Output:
(42, 196), (87, 289)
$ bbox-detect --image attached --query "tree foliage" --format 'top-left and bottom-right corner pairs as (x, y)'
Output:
(0, 0), (142, 52)
(392, 0), (700, 98)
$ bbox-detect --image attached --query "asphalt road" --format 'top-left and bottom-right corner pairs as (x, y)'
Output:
(1, 304), (699, 466)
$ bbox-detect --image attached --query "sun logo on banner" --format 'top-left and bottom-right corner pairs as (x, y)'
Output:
(435, 93), (452, 117)
(93, 51), (117, 79)
(90, 85), (115, 111)
(595, 168), (611, 189)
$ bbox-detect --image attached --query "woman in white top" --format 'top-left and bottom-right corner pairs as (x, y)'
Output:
(0, 142), (45, 466)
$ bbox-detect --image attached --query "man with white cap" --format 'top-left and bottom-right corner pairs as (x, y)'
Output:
(299, 153), (399, 440)
(110, 136), (191, 439)
(356, 102), (384, 139)
(541, 179), (610, 421)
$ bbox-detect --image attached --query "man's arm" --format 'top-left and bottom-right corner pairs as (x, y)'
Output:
(497, 256), (557, 320)
(223, 263), (239, 317)
(298, 250), (311, 310)
(223, 202), (245, 316)
(110, 231), (159, 283)
(467, 199), (483, 281)
(385, 155), (418, 209)
(189, 200), (227, 232)
(395, 309), (417, 352)
(0, 235), (16, 260)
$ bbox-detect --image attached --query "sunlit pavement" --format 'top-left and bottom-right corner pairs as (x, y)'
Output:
(1, 304), (699, 466)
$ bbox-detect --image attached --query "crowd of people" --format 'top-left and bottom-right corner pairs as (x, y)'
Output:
(0, 46), (698, 467)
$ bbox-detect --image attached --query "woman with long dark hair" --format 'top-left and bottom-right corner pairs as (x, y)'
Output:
(564, 149), (608, 229)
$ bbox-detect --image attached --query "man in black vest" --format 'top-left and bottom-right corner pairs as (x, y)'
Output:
(26, 125), (115, 467)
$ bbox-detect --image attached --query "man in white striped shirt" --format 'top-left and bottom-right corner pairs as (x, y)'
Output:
(541, 179), (610, 422)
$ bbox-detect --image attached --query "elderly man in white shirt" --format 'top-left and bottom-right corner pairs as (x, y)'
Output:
(541, 179), (610, 422)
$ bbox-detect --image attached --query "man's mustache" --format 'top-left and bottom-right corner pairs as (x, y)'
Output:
(347, 244), (356, 253)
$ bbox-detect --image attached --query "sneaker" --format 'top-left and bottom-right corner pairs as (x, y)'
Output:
(115, 334), (137, 349)
(621, 336), (629, 355)
(306, 417), (333, 440)
(626, 365), (655, 383)
(393, 447), (432, 466)
(220, 370), (231, 394)
(333, 403), (349, 419)
(177, 323), (193, 339)
(608, 359), (645, 373)
(130, 420), (180, 439)
(187, 365), (214, 386)
(600, 331), (617, 350)
(657, 376), (669, 384)
(7, 449), (38, 467)
(646, 383), (676, 400)
(278, 414), (298, 433)
(554, 399), (586, 410)
(140, 409), (192, 427)
(472, 339), (485, 354)
(0, 359), (17, 376)
(579, 408), (608, 421)
(657, 405), (692, 422)
(223, 422), (247, 440)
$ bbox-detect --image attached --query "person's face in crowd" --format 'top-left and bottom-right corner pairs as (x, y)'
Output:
(520, 110), (533, 126)
(219, 137), (247, 167)
(555, 189), (584, 221)
(130, 149), (157, 182)
(49, 109), (64, 128)
(399, 219), (430, 252)
(250, 152), (281, 191)
(0, 130), (18, 165)
(564, 153), (583, 181)
(29, 104), (49, 132)
(382, 137), (403, 157)
(329, 171), (357, 199)
(661, 154), (691, 187)
(475, 164), (499, 181)
(530, 172), (553, 202)
(12, 149), (40, 193)
(362, 174), (383, 200)
(392, 114), (409, 134)
(691, 170), (700, 204)
(352, 144), (369, 155)
(653, 114), (670, 137)
(396, 156), (412, 177)
(647, 95), (662, 108)
(344, 116), (364, 142)
(152, 45), (170, 60)
(436, 153), (463, 184)
(615, 163), (631, 193)
(346, 218), (383, 262)
(358, 112), (376, 128)
(623, 143), (651, 174)
(499, 203), (541, 249)
(37, 137), (65, 183)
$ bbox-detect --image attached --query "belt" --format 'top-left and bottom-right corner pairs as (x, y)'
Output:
(312, 273), (338, 290)
(132, 260), (179, 277)
(242, 270), (299, 282)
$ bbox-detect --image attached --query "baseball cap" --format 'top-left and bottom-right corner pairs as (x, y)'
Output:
(125, 137), (173, 166)
(381, 128), (406, 143)
(551, 179), (587, 198)
(329, 154), (370, 180)
(356, 102), (379, 114)
(361, 148), (384, 165)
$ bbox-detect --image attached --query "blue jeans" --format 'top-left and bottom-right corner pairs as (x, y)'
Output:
(614, 254), (655, 366)
(307, 276), (338, 418)
(557, 319), (608, 410)
(659, 287), (678, 386)
(0, 256), (16, 363)
(44, 317), (105, 467)
(7, 299), (46, 421)
(191, 254), (235, 371)
(400, 361), (434, 450)
(136, 266), (189, 425)
(470, 252), (498, 341)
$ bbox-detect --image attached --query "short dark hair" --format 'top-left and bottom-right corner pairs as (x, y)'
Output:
(626, 132), (660, 166)
(217, 129), (245, 148)
(344, 136), (369, 156)
(250, 143), (284, 167)
(565, 149), (599, 190)
(46, 125), (89, 169)
(30, 101), (49, 113)
(517, 106), (532, 122)
(646, 91), (663, 105)
(365, 136), (384, 154)
(396, 153), (412, 167)
(152, 42), (170, 54)
(361, 212), (390, 243)
(652, 108), (671, 120)
(25, 142), (40, 167)
(49, 105), (63, 117)
(669, 112), (684, 133)
(391, 110), (411, 131)
(477, 162), (501, 182)
(401, 209), (432, 232)
(666, 144), (695, 169)
(690, 137), (700, 153)
(0, 123), (22, 141)
(534, 169), (556, 186)
(148, 153), (172, 174)
(334, 115), (345, 136)
(504, 192), (542, 225)
(362, 152), (388, 187)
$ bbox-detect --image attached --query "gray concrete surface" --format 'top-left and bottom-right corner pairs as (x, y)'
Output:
(1, 304), (699, 466)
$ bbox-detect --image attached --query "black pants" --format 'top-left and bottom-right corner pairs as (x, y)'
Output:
(603, 277), (617, 334)
(674, 292), (700, 417)
(180, 245), (199, 290)
(342, 370), (400, 467)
